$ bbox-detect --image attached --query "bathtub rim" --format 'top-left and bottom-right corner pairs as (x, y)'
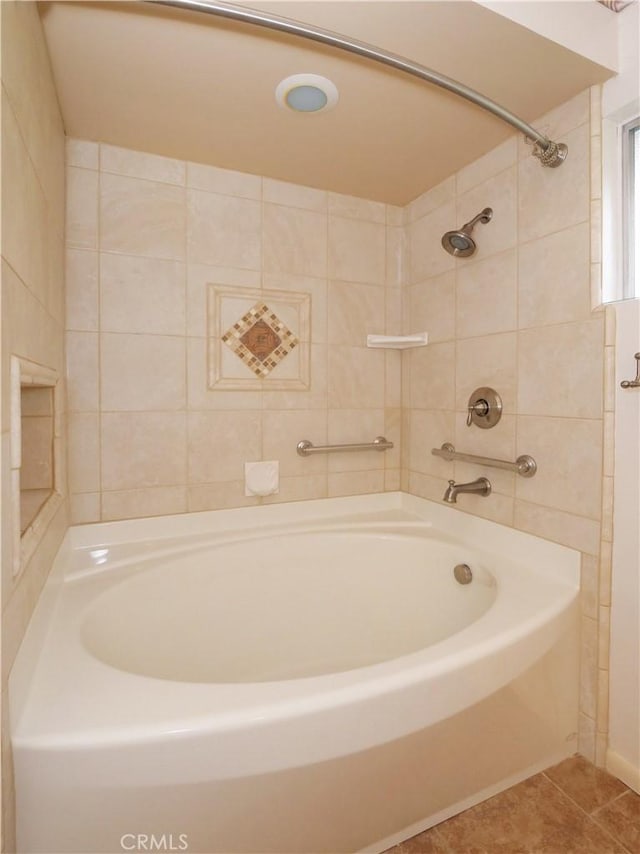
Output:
(10, 491), (580, 780)
(65, 492), (580, 590)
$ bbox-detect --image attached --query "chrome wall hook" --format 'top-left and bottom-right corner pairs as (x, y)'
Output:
(620, 353), (640, 389)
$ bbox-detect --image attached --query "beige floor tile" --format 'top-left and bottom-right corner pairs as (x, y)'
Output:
(386, 826), (449, 853)
(433, 773), (625, 853)
(593, 791), (640, 853)
(388, 766), (631, 854)
(544, 755), (629, 814)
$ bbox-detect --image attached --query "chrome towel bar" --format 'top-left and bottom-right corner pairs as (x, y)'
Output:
(297, 436), (393, 456)
(431, 442), (537, 478)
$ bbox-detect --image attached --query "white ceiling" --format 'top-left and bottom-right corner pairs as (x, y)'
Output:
(40, 1), (614, 204)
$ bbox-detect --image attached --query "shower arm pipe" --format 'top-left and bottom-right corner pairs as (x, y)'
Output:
(147, 0), (567, 167)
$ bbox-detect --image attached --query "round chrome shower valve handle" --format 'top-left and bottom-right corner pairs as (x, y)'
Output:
(466, 398), (490, 426)
(466, 387), (502, 429)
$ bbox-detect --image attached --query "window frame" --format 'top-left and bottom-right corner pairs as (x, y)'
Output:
(602, 101), (640, 304)
(621, 115), (640, 299)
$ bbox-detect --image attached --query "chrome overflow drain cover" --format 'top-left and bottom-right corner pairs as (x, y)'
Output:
(454, 564), (473, 585)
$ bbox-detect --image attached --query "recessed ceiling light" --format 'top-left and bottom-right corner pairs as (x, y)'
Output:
(275, 74), (339, 113)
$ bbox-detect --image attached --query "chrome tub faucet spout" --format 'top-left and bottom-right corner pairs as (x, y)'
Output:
(443, 478), (491, 504)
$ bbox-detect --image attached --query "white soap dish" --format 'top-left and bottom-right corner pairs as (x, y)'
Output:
(366, 333), (428, 350)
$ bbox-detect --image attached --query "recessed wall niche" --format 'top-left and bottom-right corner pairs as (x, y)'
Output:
(11, 357), (63, 578)
(20, 386), (54, 532)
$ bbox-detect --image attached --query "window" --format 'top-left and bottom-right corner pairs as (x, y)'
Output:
(622, 116), (640, 298)
(602, 104), (640, 304)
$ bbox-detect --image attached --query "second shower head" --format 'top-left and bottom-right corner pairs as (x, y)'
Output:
(441, 207), (493, 257)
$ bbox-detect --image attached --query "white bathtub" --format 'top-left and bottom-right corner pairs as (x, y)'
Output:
(11, 492), (580, 853)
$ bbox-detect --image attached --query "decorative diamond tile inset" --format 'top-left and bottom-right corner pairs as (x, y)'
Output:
(240, 320), (281, 361)
(222, 302), (298, 379)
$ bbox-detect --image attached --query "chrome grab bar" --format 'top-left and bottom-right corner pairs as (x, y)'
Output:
(431, 442), (537, 478)
(297, 436), (393, 457)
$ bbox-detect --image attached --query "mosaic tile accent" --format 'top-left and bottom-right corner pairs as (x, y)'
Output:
(241, 319), (281, 360)
(208, 285), (310, 390)
(222, 302), (298, 379)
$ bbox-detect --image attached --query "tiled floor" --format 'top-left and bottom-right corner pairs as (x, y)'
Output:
(386, 756), (640, 853)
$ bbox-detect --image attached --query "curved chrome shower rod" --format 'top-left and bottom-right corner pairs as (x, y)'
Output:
(147, 0), (568, 167)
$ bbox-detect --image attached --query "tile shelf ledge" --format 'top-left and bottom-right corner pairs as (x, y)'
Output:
(366, 332), (428, 349)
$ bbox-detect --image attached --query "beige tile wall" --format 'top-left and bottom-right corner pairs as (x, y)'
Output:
(0, 8), (617, 848)
(1, 2), (67, 850)
(65, 142), (403, 523)
(65, 89), (611, 767)
(402, 88), (610, 763)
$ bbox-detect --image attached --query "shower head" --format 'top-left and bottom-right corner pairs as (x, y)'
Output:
(441, 207), (493, 257)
